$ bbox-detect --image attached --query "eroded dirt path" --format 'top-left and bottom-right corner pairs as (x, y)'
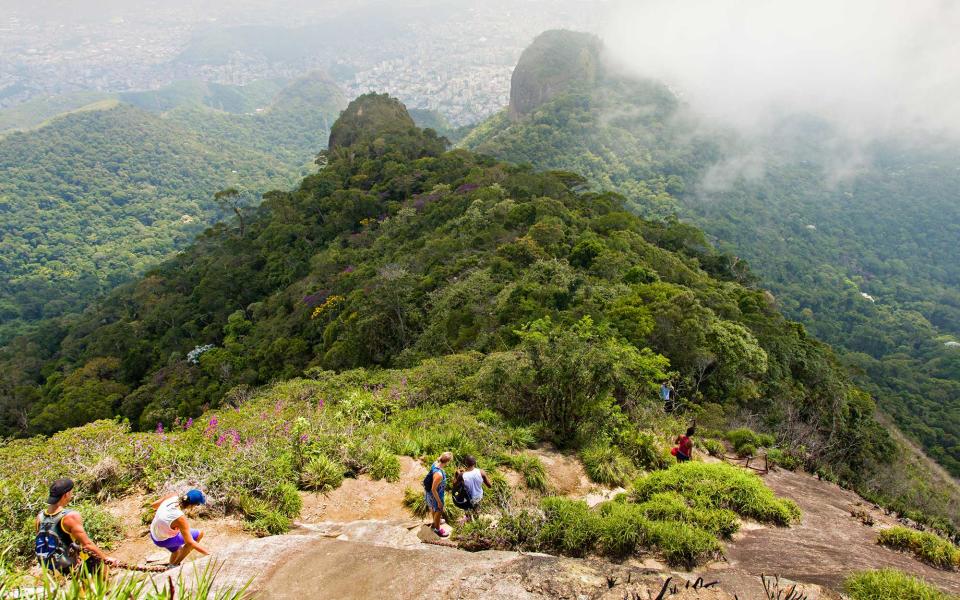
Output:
(713, 467), (960, 595)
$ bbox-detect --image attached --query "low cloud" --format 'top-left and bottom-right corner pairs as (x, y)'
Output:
(601, 0), (960, 141)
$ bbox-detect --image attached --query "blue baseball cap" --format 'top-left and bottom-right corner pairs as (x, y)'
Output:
(184, 489), (206, 505)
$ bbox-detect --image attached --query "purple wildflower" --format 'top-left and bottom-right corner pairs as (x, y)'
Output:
(342, 265), (355, 274)
(299, 433), (309, 443)
(155, 422), (164, 435)
(456, 183), (480, 194)
(184, 418), (194, 430)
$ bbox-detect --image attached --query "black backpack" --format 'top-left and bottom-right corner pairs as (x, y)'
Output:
(36, 510), (78, 573)
(422, 465), (442, 492)
(451, 481), (472, 509)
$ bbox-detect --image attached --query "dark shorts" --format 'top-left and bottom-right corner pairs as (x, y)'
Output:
(151, 528), (200, 552)
(675, 451), (691, 462)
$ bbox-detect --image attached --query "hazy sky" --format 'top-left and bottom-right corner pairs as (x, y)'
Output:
(601, 0), (960, 140)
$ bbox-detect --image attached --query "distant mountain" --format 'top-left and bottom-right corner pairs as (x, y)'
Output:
(0, 74), (346, 343)
(462, 30), (960, 512)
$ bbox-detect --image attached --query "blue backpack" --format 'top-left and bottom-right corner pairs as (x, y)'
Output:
(36, 510), (78, 573)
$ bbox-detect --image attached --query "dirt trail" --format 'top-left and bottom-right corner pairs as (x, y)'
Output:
(713, 467), (960, 595)
(299, 456), (424, 523)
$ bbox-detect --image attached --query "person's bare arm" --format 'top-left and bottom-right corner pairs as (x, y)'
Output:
(481, 470), (492, 488)
(173, 517), (209, 556)
(431, 472), (443, 508)
(151, 493), (178, 510)
(61, 512), (117, 564)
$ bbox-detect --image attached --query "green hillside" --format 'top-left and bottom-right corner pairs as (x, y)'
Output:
(0, 75), (346, 343)
(0, 94), (895, 495)
(461, 30), (960, 479)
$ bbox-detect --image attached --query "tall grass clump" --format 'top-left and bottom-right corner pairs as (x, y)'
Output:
(498, 453), (547, 491)
(631, 462), (800, 526)
(537, 497), (599, 556)
(877, 527), (960, 570)
(844, 568), (949, 600)
(300, 455), (344, 491)
(581, 444), (635, 487)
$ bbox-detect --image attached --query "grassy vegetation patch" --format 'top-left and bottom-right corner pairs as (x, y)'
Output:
(581, 444), (636, 487)
(630, 462), (800, 526)
(877, 526), (960, 570)
(844, 568), (950, 600)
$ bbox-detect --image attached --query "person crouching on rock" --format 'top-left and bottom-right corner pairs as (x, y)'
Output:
(673, 426), (695, 462)
(150, 489), (211, 566)
(424, 452), (453, 538)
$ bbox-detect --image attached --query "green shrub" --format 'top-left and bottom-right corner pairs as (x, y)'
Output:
(538, 497), (599, 556)
(618, 430), (671, 470)
(756, 433), (776, 447)
(737, 443), (757, 458)
(766, 448), (802, 471)
(633, 492), (739, 538)
(269, 482), (303, 518)
(300, 455), (345, 491)
(844, 568), (949, 600)
(596, 501), (651, 557)
(499, 454), (547, 491)
(631, 462), (800, 526)
(725, 428), (757, 451)
(647, 520), (720, 567)
(581, 444), (635, 486)
(455, 516), (498, 551)
(877, 527), (960, 570)
(698, 438), (725, 457)
(494, 508), (544, 550)
(246, 511), (292, 537)
(366, 447), (401, 482)
(403, 487), (429, 518)
(72, 503), (124, 551)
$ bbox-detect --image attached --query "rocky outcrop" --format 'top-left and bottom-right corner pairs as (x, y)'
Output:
(327, 93), (416, 150)
(508, 30), (603, 119)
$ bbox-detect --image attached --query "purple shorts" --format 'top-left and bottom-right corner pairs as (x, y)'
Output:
(151, 528), (200, 551)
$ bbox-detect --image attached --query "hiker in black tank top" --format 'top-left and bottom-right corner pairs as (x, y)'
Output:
(35, 478), (118, 573)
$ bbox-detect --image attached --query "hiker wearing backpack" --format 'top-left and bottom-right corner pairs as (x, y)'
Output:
(35, 478), (119, 574)
(150, 489), (210, 566)
(423, 452), (453, 537)
(451, 455), (492, 520)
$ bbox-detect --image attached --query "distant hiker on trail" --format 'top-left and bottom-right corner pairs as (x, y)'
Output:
(35, 478), (119, 574)
(451, 455), (492, 520)
(660, 380), (675, 411)
(672, 426), (695, 462)
(423, 451), (453, 538)
(150, 489), (210, 566)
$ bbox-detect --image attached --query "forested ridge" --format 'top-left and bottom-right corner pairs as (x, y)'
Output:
(0, 94), (896, 493)
(0, 74), (345, 343)
(462, 30), (960, 479)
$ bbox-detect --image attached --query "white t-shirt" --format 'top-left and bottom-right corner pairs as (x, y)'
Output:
(150, 496), (184, 541)
(462, 469), (484, 501)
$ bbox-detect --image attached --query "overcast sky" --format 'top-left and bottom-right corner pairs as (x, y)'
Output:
(601, 0), (960, 140)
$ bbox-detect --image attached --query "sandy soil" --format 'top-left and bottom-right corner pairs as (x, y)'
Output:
(299, 456), (425, 523)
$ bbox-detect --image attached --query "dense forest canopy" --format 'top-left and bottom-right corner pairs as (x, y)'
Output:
(0, 94), (893, 490)
(462, 30), (960, 478)
(0, 74), (345, 343)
